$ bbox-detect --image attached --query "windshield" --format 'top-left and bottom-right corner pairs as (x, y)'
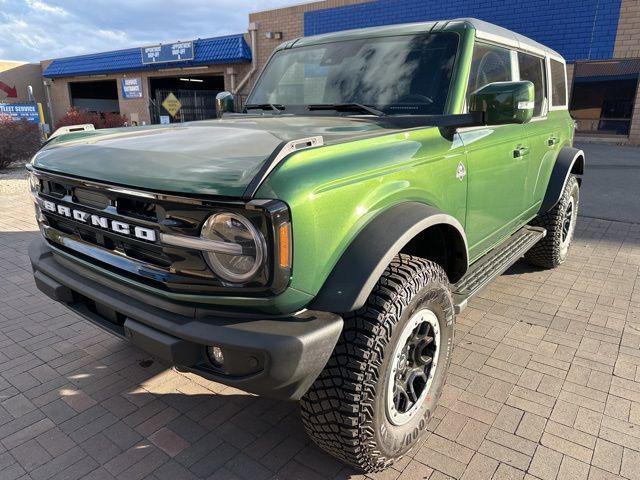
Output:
(246, 33), (459, 115)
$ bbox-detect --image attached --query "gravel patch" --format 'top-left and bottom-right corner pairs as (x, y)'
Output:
(0, 163), (29, 196)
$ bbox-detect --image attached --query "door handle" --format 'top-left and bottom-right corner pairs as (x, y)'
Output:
(513, 146), (530, 158)
(547, 137), (558, 147)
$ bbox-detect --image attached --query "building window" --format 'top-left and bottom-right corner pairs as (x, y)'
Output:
(518, 53), (546, 116)
(550, 59), (567, 107)
(570, 59), (640, 136)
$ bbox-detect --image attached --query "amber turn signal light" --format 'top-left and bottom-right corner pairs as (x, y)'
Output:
(278, 222), (291, 268)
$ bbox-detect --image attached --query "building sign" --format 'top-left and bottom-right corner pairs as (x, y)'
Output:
(162, 93), (182, 118)
(141, 41), (194, 64)
(121, 78), (143, 99)
(0, 81), (18, 98)
(0, 103), (41, 123)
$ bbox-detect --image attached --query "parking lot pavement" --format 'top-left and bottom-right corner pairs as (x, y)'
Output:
(0, 146), (639, 480)
(577, 142), (640, 224)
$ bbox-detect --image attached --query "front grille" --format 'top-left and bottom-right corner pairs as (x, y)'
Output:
(46, 214), (173, 269)
(116, 197), (157, 222)
(74, 188), (110, 209)
(32, 170), (278, 295)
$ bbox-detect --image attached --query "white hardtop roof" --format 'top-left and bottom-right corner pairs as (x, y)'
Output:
(459, 18), (565, 62)
(288, 17), (565, 63)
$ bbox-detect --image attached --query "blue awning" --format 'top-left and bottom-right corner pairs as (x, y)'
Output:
(44, 34), (251, 78)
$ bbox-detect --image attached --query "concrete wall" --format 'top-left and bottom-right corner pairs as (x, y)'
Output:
(0, 61), (46, 105)
(42, 62), (250, 127)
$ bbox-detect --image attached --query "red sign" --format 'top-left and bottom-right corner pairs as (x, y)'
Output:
(0, 81), (18, 98)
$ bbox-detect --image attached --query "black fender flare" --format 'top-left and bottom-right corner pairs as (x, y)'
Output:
(539, 147), (585, 214)
(308, 202), (468, 313)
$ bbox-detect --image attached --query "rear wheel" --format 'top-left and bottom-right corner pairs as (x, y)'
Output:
(300, 255), (454, 472)
(525, 174), (579, 268)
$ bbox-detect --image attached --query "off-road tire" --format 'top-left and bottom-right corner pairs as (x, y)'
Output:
(300, 254), (455, 472)
(525, 175), (579, 268)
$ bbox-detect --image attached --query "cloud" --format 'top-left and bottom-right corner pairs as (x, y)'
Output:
(26, 0), (68, 16)
(0, 0), (300, 62)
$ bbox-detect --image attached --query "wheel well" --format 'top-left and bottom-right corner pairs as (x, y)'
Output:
(399, 224), (467, 284)
(309, 203), (469, 313)
(571, 154), (585, 175)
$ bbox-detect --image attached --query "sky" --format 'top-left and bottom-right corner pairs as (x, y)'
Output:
(0, 0), (302, 62)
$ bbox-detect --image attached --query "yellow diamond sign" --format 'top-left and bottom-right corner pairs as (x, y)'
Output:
(162, 93), (181, 118)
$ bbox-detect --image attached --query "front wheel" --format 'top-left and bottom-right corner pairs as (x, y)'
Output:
(525, 174), (579, 268)
(300, 255), (455, 472)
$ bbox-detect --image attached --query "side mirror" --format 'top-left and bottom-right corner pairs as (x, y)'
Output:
(469, 81), (534, 125)
(215, 91), (235, 118)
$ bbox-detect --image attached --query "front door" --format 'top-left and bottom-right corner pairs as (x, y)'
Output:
(461, 125), (530, 260)
(461, 43), (531, 260)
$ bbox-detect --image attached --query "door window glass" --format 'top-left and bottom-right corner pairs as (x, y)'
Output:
(518, 53), (546, 116)
(467, 43), (512, 98)
(550, 59), (567, 107)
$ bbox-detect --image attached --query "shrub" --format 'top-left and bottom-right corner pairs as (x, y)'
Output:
(55, 108), (128, 130)
(102, 111), (129, 129)
(54, 108), (99, 130)
(0, 116), (42, 170)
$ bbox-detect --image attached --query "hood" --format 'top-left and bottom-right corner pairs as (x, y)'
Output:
(33, 115), (392, 197)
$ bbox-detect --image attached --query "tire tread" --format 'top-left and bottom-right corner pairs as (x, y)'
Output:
(300, 254), (449, 472)
(525, 175), (579, 268)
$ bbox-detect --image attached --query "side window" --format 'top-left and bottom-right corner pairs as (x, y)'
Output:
(550, 59), (567, 107)
(467, 43), (512, 98)
(518, 53), (546, 116)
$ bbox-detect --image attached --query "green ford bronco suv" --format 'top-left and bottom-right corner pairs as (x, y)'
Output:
(28, 18), (584, 471)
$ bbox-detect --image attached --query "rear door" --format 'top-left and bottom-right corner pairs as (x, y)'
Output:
(460, 43), (530, 261)
(517, 51), (556, 212)
(532, 58), (572, 204)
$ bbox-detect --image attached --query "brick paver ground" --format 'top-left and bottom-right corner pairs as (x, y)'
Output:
(1, 176), (640, 480)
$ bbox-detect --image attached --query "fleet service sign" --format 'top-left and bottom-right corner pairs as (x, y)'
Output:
(121, 78), (143, 99)
(141, 41), (194, 64)
(0, 103), (40, 123)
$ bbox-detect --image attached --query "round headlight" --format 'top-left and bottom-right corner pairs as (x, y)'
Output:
(201, 212), (266, 283)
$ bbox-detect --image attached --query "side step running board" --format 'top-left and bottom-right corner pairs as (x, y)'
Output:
(452, 225), (546, 313)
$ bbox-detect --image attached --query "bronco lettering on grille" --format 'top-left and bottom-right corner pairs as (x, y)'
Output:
(41, 199), (157, 242)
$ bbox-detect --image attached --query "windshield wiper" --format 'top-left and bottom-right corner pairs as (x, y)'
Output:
(244, 103), (284, 113)
(307, 103), (385, 117)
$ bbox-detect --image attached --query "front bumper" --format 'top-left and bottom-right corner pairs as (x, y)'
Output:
(29, 238), (343, 400)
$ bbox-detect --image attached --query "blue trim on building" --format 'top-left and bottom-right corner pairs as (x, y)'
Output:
(303, 0), (623, 62)
(43, 34), (251, 78)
